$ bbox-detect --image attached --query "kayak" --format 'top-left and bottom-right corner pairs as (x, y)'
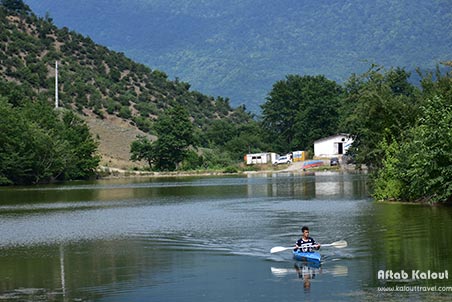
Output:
(292, 250), (321, 263)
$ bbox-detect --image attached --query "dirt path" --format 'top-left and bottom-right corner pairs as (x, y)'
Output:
(280, 161), (306, 172)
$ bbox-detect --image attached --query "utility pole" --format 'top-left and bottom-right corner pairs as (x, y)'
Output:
(55, 61), (59, 109)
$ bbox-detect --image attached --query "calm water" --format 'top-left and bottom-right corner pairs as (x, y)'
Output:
(0, 172), (451, 301)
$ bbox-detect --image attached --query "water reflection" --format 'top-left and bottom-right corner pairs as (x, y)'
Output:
(1, 172), (452, 301)
(245, 171), (368, 199)
(294, 262), (320, 292)
(59, 244), (67, 302)
(271, 259), (350, 292)
(0, 238), (183, 301)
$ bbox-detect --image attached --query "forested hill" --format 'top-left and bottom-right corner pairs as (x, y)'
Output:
(24, 0), (452, 112)
(0, 3), (249, 134)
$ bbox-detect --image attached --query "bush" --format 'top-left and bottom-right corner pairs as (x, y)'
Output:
(118, 106), (132, 119)
(200, 149), (236, 169)
(223, 166), (239, 173)
(179, 150), (203, 171)
(373, 97), (452, 203)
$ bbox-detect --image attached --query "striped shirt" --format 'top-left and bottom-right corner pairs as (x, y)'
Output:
(295, 237), (317, 252)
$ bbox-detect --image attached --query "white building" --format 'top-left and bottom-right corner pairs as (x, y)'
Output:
(314, 134), (353, 158)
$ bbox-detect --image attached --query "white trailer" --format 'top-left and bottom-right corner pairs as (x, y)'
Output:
(245, 152), (279, 165)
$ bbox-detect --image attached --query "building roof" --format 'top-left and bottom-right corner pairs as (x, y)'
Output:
(314, 133), (351, 144)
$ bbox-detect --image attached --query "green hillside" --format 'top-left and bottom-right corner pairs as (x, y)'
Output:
(24, 0), (452, 112)
(0, 2), (249, 133)
(0, 2), (256, 179)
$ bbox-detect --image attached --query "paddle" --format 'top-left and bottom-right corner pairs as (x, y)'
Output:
(270, 240), (348, 254)
(321, 240), (347, 248)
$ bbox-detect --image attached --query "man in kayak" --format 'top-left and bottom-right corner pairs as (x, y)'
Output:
(294, 226), (321, 252)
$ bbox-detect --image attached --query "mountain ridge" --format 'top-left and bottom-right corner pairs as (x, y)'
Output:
(24, 0), (452, 112)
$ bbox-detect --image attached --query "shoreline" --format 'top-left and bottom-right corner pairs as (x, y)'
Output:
(96, 164), (363, 179)
(97, 167), (451, 206)
(376, 199), (452, 207)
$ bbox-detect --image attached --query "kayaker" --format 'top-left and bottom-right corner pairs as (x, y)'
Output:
(294, 226), (320, 252)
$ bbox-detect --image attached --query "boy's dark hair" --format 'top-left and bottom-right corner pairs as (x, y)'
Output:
(301, 226), (309, 232)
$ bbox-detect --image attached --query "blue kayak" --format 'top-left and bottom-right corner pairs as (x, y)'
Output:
(293, 250), (321, 263)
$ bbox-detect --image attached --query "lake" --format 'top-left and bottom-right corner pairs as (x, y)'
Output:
(0, 172), (451, 301)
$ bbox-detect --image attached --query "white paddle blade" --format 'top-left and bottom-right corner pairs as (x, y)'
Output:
(329, 240), (347, 248)
(270, 246), (292, 253)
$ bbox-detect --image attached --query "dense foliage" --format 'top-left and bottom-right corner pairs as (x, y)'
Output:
(131, 104), (267, 171)
(0, 80), (99, 185)
(340, 67), (420, 169)
(372, 68), (452, 204)
(261, 75), (342, 153)
(130, 105), (195, 171)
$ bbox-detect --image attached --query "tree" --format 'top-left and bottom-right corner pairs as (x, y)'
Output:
(261, 74), (342, 153)
(0, 97), (99, 184)
(130, 105), (195, 171)
(204, 119), (237, 146)
(1, 0), (31, 14)
(224, 121), (269, 160)
(0, 98), (68, 184)
(0, 98), (35, 184)
(130, 135), (156, 168)
(360, 65), (452, 204)
(60, 111), (100, 179)
(153, 105), (195, 170)
(418, 62), (452, 105)
(340, 67), (419, 169)
(404, 97), (452, 203)
(373, 96), (452, 204)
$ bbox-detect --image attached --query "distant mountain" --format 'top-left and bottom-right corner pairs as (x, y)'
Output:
(25, 0), (452, 112)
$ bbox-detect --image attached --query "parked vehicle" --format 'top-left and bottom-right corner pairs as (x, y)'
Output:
(274, 155), (292, 165)
(330, 157), (339, 166)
